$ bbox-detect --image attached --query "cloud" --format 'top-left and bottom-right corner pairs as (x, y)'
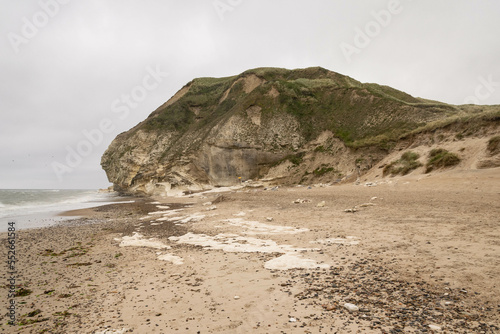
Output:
(1, 0), (499, 189)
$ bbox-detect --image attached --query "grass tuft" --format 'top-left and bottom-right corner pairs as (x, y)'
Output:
(487, 135), (500, 155)
(425, 149), (461, 173)
(15, 288), (32, 297)
(313, 167), (335, 176)
(383, 151), (422, 176)
(26, 309), (42, 317)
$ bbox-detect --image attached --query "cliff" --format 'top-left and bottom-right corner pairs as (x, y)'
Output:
(101, 67), (500, 195)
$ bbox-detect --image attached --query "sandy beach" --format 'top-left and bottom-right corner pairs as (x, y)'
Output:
(1, 168), (499, 333)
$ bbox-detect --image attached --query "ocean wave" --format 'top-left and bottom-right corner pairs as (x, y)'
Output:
(0, 190), (117, 219)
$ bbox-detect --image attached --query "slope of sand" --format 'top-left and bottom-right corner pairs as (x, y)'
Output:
(1, 168), (499, 333)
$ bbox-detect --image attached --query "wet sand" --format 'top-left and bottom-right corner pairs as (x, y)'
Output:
(1, 168), (499, 333)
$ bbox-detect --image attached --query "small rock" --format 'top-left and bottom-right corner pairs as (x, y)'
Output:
(343, 303), (359, 312)
(316, 201), (325, 207)
(357, 202), (376, 208)
(202, 201), (212, 206)
(322, 304), (335, 311)
(206, 205), (217, 211)
(428, 324), (442, 331)
(266, 217), (273, 222)
(233, 296), (240, 300)
(293, 199), (311, 204)
(289, 317), (297, 322)
(344, 208), (357, 213)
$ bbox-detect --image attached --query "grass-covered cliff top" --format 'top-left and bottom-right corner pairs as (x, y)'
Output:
(138, 66), (500, 150)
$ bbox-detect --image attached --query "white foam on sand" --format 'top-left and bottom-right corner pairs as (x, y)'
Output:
(167, 216), (186, 221)
(115, 232), (171, 249)
(115, 233), (186, 265)
(179, 185), (244, 197)
(176, 213), (206, 224)
(224, 218), (309, 235)
(158, 253), (184, 265)
(154, 209), (187, 221)
(233, 211), (246, 217)
(264, 253), (330, 270)
(148, 210), (174, 215)
(157, 213), (206, 223)
(156, 205), (170, 209)
(161, 209), (185, 216)
(311, 237), (360, 245)
(95, 329), (129, 334)
(169, 232), (313, 254)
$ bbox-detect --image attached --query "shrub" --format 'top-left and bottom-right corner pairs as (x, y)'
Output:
(401, 151), (420, 162)
(313, 167), (334, 176)
(487, 135), (500, 155)
(287, 153), (304, 166)
(383, 151), (422, 176)
(271, 152), (305, 167)
(425, 149), (460, 173)
(314, 145), (326, 152)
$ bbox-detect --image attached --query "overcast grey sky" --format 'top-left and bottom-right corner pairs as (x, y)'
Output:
(1, 0), (499, 189)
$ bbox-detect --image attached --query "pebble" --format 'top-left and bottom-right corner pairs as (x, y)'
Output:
(281, 259), (496, 333)
(293, 199), (311, 204)
(344, 303), (359, 313)
(428, 324), (442, 331)
(316, 201), (326, 207)
(289, 317), (297, 322)
(322, 304), (335, 311)
(234, 296), (240, 300)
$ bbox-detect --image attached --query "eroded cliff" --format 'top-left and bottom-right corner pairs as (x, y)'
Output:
(101, 67), (499, 195)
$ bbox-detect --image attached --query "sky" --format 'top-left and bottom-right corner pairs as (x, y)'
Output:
(0, 0), (499, 189)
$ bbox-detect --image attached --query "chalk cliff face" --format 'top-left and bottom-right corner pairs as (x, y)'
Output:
(101, 67), (499, 195)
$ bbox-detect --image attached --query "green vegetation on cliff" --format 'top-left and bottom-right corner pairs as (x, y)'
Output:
(139, 67), (498, 150)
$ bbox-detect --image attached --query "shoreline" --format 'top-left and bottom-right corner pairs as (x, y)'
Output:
(1, 170), (499, 333)
(0, 193), (140, 233)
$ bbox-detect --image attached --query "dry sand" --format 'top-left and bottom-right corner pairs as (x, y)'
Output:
(1, 168), (499, 333)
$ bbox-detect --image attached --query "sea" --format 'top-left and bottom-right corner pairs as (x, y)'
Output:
(0, 189), (126, 232)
